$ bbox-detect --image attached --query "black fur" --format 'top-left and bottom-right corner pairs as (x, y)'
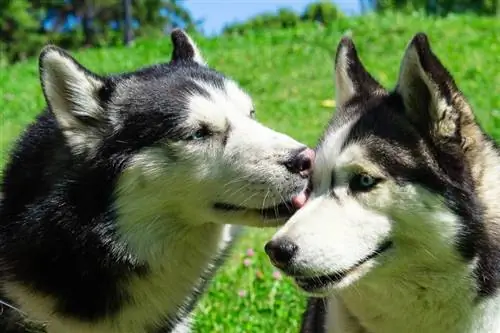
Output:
(301, 32), (500, 330)
(340, 92), (487, 266)
(150, 228), (241, 333)
(334, 37), (383, 98)
(299, 298), (327, 333)
(170, 28), (202, 64)
(0, 46), (231, 332)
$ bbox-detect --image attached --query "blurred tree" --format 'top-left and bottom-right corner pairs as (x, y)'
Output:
(82, 1), (96, 46)
(223, 1), (343, 35)
(301, 1), (344, 24)
(0, 0), (45, 62)
(375, 0), (497, 15)
(223, 8), (301, 34)
(124, 0), (133, 45)
(0, 0), (198, 64)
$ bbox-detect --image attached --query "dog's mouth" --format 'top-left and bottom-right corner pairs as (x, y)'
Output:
(294, 240), (393, 293)
(213, 201), (297, 219)
(213, 188), (309, 220)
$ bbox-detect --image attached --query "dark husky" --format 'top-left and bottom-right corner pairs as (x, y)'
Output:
(0, 30), (313, 333)
(266, 33), (500, 333)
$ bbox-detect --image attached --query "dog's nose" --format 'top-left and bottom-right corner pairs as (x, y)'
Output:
(284, 148), (315, 177)
(265, 238), (298, 268)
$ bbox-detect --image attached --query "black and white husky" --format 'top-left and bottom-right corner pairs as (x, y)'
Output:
(0, 30), (313, 333)
(266, 33), (500, 333)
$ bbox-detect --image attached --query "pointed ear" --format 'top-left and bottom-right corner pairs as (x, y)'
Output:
(39, 46), (111, 153)
(170, 29), (206, 66)
(334, 37), (386, 107)
(395, 33), (477, 147)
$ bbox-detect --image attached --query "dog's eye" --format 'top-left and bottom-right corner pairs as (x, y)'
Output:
(249, 110), (256, 118)
(349, 173), (380, 192)
(187, 126), (211, 141)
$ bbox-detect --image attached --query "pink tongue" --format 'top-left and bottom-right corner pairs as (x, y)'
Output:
(291, 191), (308, 209)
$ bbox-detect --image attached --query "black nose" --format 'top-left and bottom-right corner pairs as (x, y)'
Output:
(284, 147), (315, 177)
(265, 238), (298, 268)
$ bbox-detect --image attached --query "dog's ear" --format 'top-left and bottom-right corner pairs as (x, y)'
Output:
(39, 46), (111, 154)
(395, 33), (477, 149)
(170, 29), (206, 66)
(334, 37), (385, 107)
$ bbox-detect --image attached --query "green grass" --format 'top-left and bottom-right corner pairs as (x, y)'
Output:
(1, 12), (499, 332)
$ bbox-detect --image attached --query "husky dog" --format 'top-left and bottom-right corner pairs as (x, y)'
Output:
(0, 29), (313, 333)
(265, 33), (500, 333)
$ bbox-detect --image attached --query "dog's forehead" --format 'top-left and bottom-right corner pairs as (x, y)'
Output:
(316, 119), (355, 171)
(190, 78), (254, 115)
(320, 93), (393, 137)
(316, 97), (426, 176)
(223, 79), (254, 110)
(111, 64), (252, 118)
(185, 79), (253, 129)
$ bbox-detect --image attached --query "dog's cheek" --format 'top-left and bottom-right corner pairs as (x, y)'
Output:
(358, 184), (394, 213)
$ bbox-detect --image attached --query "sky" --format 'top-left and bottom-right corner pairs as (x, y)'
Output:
(183, 1), (364, 35)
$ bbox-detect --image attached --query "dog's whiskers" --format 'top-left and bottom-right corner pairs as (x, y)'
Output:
(278, 192), (292, 212)
(0, 299), (27, 317)
(222, 183), (252, 199)
(233, 192), (261, 208)
(260, 187), (271, 213)
(273, 198), (279, 219)
(222, 175), (250, 188)
(221, 181), (250, 197)
(0, 299), (50, 326)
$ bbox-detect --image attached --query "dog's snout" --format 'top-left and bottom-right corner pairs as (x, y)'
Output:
(284, 148), (315, 177)
(265, 238), (298, 268)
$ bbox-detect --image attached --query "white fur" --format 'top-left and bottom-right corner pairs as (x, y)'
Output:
(116, 79), (305, 227)
(15, 44), (307, 332)
(183, 32), (206, 66)
(313, 120), (356, 190)
(105, 77), (304, 332)
(322, 279), (500, 333)
(40, 49), (105, 155)
(335, 46), (356, 106)
(396, 44), (459, 140)
(6, 72), (306, 331)
(5, 223), (232, 333)
(272, 130), (500, 332)
(275, 33), (500, 333)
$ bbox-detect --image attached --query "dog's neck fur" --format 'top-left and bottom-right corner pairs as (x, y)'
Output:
(327, 287), (500, 333)
(105, 191), (236, 333)
(324, 131), (500, 333)
(7, 193), (236, 333)
(329, 263), (500, 333)
(9, 217), (235, 333)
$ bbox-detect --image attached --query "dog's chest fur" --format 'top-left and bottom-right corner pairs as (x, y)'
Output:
(323, 271), (500, 333)
(5, 223), (236, 333)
